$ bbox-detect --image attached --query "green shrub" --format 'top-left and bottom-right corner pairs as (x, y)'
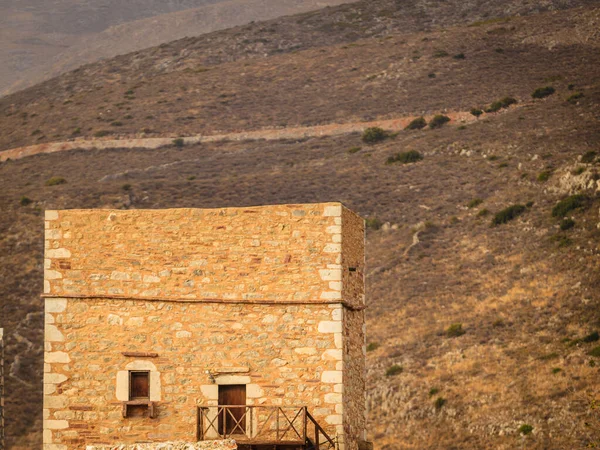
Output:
(429, 387), (440, 397)
(477, 208), (490, 217)
(72, 127), (81, 135)
(124, 114), (133, 119)
(20, 196), (32, 206)
(500, 97), (517, 107)
(485, 97), (516, 113)
(429, 115), (451, 129)
(453, 53), (465, 59)
(121, 184), (132, 191)
(111, 121), (123, 127)
(470, 108), (483, 117)
(385, 365), (403, 376)
(45, 176), (67, 186)
(495, 48), (504, 53)
(568, 83), (575, 90)
(467, 198), (483, 208)
(365, 217), (382, 230)
(485, 101), (503, 113)
(572, 167), (585, 175)
(434, 397), (446, 409)
(551, 194), (588, 217)
(537, 171), (551, 182)
(446, 323), (465, 337)
(187, 175), (196, 181)
(492, 204), (526, 226)
(362, 127), (388, 143)
(386, 150), (423, 165)
(552, 368), (562, 374)
(559, 218), (575, 231)
(348, 147), (361, 154)
(405, 117), (427, 130)
(583, 331), (599, 343)
(532, 86), (555, 99)
(589, 346), (600, 357)
(433, 50), (449, 58)
(518, 424), (533, 435)
(581, 151), (597, 164)
(526, 201), (534, 208)
(366, 342), (380, 352)
(173, 138), (185, 148)
(539, 352), (559, 360)
(428, 73), (436, 78)
(566, 92), (584, 104)
(94, 130), (110, 137)
(31, 129), (41, 136)
(551, 235), (572, 248)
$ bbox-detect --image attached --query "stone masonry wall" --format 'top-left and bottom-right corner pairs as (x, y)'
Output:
(43, 203), (365, 450)
(341, 208), (365, 309)
(342, 309), (366, 450)
(0, 328), (4, 450)
(87, 439), (237, 450)
(340, 206), (367, 450)
(43, 299), (346, 449)
(44, 204), (347, 303)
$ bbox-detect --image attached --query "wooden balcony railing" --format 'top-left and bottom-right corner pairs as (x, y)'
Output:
(197, 405), (336, 449)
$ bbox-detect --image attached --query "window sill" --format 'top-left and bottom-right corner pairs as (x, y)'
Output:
(122, 400), (157, 418)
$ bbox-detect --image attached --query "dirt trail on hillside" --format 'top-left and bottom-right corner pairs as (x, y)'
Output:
(0, 110), (497, 162)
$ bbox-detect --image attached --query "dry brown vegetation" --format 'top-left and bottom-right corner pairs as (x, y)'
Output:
(1, 2), (599, 151)
(2, 0), (600, 449)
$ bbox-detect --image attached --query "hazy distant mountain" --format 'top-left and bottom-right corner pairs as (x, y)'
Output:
(0, 0), (351, 96)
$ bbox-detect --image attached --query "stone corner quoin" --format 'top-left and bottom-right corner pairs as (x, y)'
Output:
(42, 202), (368, 450)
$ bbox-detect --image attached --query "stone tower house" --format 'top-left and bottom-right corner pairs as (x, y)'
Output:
(42, 203), (367, 450)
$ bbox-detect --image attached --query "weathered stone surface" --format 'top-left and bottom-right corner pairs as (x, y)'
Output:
(43, 204), (362, 305)
(86, 440), (237, 450)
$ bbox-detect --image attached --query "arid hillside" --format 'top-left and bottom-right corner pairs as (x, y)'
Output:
(1, 1), (599, 152)
(0, 0), (350, 96)
(1, 0), (600, 449)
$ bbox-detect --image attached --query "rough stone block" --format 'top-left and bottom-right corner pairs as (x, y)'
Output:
(45, 325), (64, 342)
(45, 229), (62, 240)
(321, 371), (342, 384)
(45, 351), (70, 363)
(44, 419), (69, 429)
(46, 248), (71, 259)
(322, 349), (343, 361)
(324, 393), (343, 404)
(294, 347), (317, 355)
(325, 414), (343, 425)
(318, 269), (342, 281)
(323, 205), (342, 217)
(45, 299), (67, 313)
(45, 210), (59, 221)
(45, 373), (68, 384)
(320, 291), (342, 300)
(44, 395), (67, 409)
(318, 321), (343, 333)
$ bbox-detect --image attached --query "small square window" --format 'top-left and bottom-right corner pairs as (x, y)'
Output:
(129, 371), (150, 400)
